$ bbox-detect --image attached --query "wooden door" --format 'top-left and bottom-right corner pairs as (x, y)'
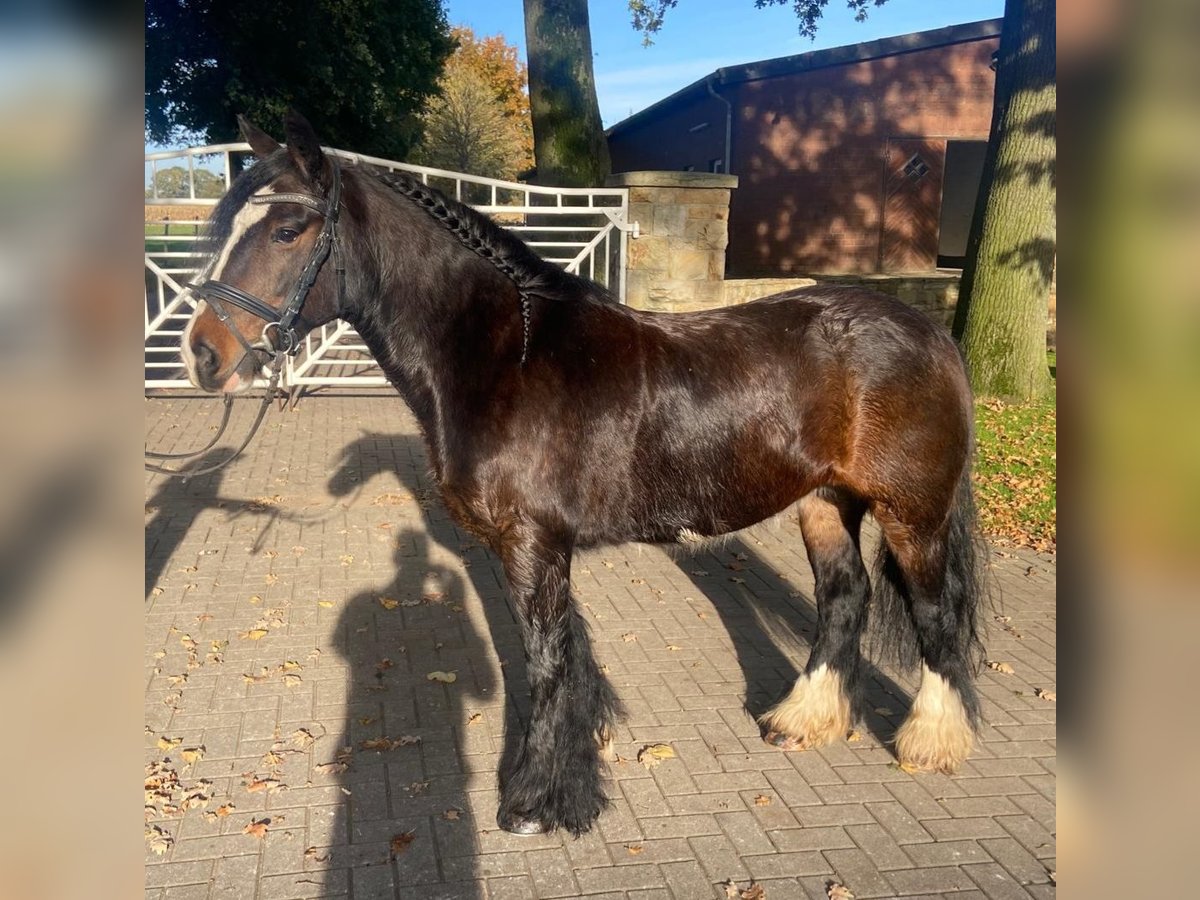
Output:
(880, 138), (946, 272)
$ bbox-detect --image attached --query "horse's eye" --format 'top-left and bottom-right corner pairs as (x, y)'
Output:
(273, 227), (300, 244)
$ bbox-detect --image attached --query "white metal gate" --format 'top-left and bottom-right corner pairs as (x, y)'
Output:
(145, 144), (634, 391)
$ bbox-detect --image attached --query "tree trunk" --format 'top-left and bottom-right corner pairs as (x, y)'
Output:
(952, 0), (1056, 400)
(522, 0), (611, 187)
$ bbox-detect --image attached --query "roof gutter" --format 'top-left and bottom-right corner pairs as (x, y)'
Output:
(706, 74), (733, 174)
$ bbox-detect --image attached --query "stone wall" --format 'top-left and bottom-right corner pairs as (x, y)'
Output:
(605, 171), (737, 312)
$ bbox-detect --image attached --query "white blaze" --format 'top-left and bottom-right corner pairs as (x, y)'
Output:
(180, 197), (273, 385)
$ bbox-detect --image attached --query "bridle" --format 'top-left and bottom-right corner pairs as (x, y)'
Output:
(145, 158), (345, 479)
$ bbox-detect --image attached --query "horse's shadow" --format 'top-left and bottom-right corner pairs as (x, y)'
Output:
(320, 433), (534, 897)
(325, 433), (914, 826)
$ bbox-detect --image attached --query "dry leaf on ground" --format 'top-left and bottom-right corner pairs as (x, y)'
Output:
(622, 633), (637, 643)
(637, 743), (676, 768)
(442, 808), (462, 821)
(181, 746), (205, 765)
(378, 596), (400, 610)
(426, 671), (457, 683)
(626, 843), (644, 855)
(753, 794), (771, 806)
(389, 831), (416, 856)
(467, 713), (483, 725)
(243, 819), (269, 839)
(291, 728), (316, 749)
(1034, 688), (1056, 702)
(145, 826), (173, 855)
(156, 736), (182, 752)
(987, 660), (1016, 675)
(240, 628), (269, 641)
(304, 846), (329, 862)
(827, 882), (855, 900)
(244, 777), (281, 794)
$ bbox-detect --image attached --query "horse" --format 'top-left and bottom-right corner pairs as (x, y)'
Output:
(178, 112), (985, 836)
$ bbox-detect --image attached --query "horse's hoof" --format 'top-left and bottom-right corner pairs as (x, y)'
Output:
(496, 811), (549, 835)
(764, 730), (802, 751)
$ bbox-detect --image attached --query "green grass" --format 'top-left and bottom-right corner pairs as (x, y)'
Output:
(973, 393), (1057, 552)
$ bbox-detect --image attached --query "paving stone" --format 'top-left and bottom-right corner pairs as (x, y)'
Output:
(145, 396), (1056, 900)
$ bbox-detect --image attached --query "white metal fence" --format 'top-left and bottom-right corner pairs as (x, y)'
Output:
(146, 144), (634, 392)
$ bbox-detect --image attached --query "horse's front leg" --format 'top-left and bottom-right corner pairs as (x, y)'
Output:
(496, 528), (621, 836)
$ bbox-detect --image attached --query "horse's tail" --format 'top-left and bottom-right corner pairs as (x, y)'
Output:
(870, 462), (987, 716)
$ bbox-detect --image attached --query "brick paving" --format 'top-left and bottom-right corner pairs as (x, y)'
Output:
(145, 394), (1056, 900)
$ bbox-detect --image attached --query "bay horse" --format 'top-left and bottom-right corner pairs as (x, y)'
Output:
(179, 113), (985, 836)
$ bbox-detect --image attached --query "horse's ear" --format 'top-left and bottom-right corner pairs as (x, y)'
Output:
(238, 115), (282, 159)
(283, 110), (331, 189)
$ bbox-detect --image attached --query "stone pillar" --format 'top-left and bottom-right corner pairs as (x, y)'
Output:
(605, 171), (738, 312)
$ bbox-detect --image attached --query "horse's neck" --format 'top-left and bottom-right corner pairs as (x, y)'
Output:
(347, 234), (520, 475)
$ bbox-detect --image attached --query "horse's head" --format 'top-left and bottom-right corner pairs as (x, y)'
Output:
(183, 113), (345, 393)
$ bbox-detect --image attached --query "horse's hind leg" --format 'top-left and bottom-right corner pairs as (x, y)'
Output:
(495, 525), (620, 836)
(873, 475), (983, 773)
(760, 488), (869, 750)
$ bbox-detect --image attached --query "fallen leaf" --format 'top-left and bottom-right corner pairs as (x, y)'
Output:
(1034, 688), (1056, 702)
(282, 674), (303, 688)
(264, 573), (279, 585)
(846, 730), (863, 743)
(753, 794), (771, 806)
(261, 750), (286, 769)
(166, 673), (187, 687)
(291, 728), (316, 749)
(426, 671), (457, 683)
(214, 803), (235, 817)
(340, 554), (354, 566)
(987, 660), (1016, 675)
(378, 596), (400, 610)
(304, 846), (329, 862)
(723, 881), (739, 899)
(245, 778), (281, 794)
(889, 761), (921, 774)
(827, 882), (855, 900)
(739, 883), (766, 900)
(637, 743), (676, 768)
(442, 808), (462, 821)
(625, 843), (644, 855)
(318, 600), (334, 608)
(665, 645), (682, 652)
(145, 826), (173, 855)
(467, 713), (483, 726)
(243, 819), (269, 839)
(315, 761), (348, 775)
(407, 781), (430, 795)
(622, 633), (637, 643)
(241, 628), (269, 641)
(156, 736), (182, 752)
(181, 746), (206, 765)
(389, 831), (415, 856)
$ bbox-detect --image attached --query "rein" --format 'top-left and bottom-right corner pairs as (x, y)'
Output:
(145, 159), (344, 480)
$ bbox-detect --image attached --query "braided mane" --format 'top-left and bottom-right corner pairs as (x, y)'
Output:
(373, 168), (600, 363)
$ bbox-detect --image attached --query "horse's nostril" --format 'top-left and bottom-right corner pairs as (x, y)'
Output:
(194, 337), (219, 377)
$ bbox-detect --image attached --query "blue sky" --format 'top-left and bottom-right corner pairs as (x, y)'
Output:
(448, 0), (1004, 126)
(146, 0), (1002, 156)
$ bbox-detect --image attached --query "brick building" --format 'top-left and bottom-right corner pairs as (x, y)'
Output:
(607, 20), (1001, 276)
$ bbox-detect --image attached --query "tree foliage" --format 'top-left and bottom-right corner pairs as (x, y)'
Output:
(410, 27), (534, 179)
(145, 0), (455, 159)
(629, 0), (888, 44)
(145, 166), (226, 200)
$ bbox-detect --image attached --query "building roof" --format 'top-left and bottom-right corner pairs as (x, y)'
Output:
(605, 18), (1002, 138)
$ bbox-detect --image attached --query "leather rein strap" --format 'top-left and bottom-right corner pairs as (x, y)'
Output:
(145, 159), (343, 480)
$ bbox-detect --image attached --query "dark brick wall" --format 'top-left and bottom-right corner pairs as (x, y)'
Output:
(608, 37), (999, 275)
